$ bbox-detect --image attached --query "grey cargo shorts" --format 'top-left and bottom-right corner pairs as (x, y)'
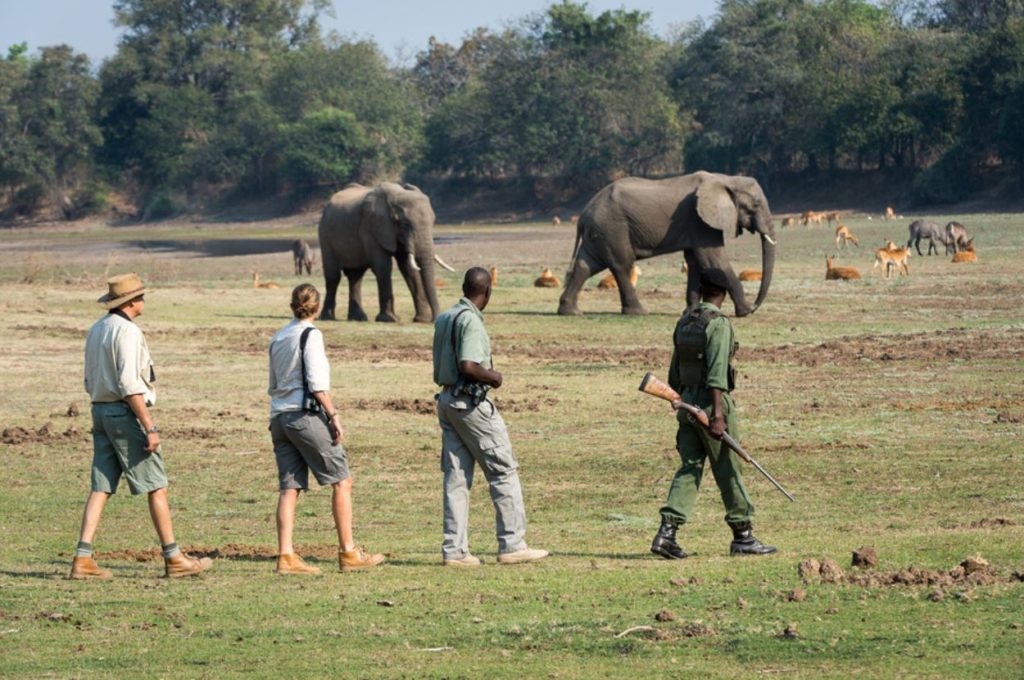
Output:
(270, 411), (350, 490)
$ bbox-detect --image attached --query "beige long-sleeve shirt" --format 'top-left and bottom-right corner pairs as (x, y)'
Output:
(84, 311), (156, 405)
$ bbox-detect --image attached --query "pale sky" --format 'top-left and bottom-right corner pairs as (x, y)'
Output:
(0, 0), (719, 67)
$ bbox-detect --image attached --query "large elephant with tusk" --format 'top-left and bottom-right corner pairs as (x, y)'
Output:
(318, 182), (455, 322)
(557, 171), (777, 317)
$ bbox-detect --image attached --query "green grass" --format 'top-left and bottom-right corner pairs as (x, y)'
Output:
(0, 212), (1022, 677)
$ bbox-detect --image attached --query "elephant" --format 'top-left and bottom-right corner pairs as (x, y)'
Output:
(318, 182), (454, 323)
(557, 171), (777, 317)
(906, 220), (949, 256)
(945, 221), (970, 254)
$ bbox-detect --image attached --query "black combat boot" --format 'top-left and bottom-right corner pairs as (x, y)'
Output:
(650, 519), (688, 559)
(728, 522), (777, 556)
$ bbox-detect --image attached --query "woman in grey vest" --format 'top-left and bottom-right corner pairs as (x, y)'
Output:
(268, 283), (385, 574)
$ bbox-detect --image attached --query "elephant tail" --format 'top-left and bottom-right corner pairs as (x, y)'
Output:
(565, 220), (585, 280)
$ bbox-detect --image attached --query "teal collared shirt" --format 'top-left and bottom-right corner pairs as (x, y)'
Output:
(433, 298), (492, 386)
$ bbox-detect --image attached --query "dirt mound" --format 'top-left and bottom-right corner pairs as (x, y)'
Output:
(799, 554), (1015, 588)
(2, 422), (82, 445)
(967, 517), (1018, 528)
(852, 547), (879, 569)
(754, 327), (1024, 367)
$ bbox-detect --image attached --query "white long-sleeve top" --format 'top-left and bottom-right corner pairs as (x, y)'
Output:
(268, 319), (331, 417)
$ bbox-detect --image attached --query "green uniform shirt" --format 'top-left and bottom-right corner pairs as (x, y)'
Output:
(433, 298), (492, 386)
(668, 301), (735, 394)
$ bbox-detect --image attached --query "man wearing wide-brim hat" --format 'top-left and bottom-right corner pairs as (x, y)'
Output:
(70, 273), (213, 579)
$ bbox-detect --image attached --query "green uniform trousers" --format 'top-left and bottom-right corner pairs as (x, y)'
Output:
(659, 390), (754, 527)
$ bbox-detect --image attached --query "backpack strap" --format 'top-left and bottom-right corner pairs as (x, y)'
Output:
(299, 326), (315, 398)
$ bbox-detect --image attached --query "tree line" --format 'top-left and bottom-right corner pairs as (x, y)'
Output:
(2, 0), (1023, 220)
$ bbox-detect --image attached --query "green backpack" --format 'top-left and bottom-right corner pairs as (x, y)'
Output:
(673, 307), (737, 389)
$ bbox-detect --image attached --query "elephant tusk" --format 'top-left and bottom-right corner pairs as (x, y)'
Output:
(434, 253), (456, 272)
(408, 252), (421, 272)
(763, 234), (777, 246)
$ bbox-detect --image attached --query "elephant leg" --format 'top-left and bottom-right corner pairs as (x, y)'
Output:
(344, 268), (369, 321)
(370, 256), (399, 322)
(683, 250), (701, 311)
(396, 256), (432, 323)
(558, 250), (604, 315)
(321, 259), (342, 321)
(613, 262), (645, 315)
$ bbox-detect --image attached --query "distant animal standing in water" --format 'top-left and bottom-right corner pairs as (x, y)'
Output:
(253, 271), (280, 289)
(292, 239), (315, 275)
(534, 267), (561, 288)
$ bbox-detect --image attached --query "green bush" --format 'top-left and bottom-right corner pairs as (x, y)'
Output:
(70, 182), (110, 217)
(142, 188), (187, 220)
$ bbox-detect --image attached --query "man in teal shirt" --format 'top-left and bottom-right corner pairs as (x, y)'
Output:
(651, 268), (776, 559)
(433, 267), (548, 567)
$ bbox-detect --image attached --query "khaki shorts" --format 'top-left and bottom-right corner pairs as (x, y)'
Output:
(90, 402), (168, 495)
(270, 411), (350, 490)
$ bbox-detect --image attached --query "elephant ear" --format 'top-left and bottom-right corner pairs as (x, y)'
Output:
(695, 181), (738, 235)
(363, 188), (401, 253)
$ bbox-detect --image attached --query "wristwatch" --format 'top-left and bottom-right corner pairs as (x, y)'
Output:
(147, 425), (159, 433)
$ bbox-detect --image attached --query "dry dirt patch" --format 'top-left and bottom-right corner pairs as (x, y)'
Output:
(799, 554), (1018, 588)
(2, 421), (82, 445)
(755, 327), (1024, 367)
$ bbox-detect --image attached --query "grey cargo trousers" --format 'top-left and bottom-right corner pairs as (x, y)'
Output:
(437, 389), (527, 560)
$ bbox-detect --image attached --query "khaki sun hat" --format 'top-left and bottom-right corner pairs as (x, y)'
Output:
(97, 272), (148, 309)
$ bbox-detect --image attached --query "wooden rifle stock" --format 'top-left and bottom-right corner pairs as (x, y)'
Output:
(638, 372), (795, 502)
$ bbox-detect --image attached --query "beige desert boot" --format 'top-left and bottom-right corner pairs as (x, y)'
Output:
(338, 547), (385, 571)
(69, 556), (113, 580)
(276, 553), (322, 575)
(164, 553), (214, 578)
(443, 554), (482, 568)
(497, 547), (549, 565)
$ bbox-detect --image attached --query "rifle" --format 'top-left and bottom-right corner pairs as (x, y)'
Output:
(638, 372), (795, 502)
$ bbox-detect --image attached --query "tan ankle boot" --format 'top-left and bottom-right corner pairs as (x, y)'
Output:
(276, 553), (322, 575)
(338, 547), (385, 571)
(69, 556), (112, 580)
(164, 553), (213, 578)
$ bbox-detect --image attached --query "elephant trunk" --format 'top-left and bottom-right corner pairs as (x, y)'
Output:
(414, 236), (441, 320)
(751, 228), (776, 313)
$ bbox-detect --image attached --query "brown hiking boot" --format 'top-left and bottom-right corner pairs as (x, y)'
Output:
(164, 553), (213, 578)
(338, 547), (385, 571)
(69, 556), (112, 580)
(276, 553), (322, 575)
